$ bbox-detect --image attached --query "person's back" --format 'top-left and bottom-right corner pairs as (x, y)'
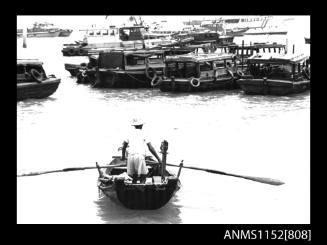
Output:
(125, 127), (148, 156)
(121, 118), (162, 183)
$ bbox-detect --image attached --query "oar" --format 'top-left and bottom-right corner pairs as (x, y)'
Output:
(17, 162), (127, 177)
(145, 160), (284, 186)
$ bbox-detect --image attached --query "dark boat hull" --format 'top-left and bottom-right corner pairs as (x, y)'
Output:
(93, 69), (163, 88)
(64, 63), (86, 76)
(114, 176), (180, 210)
(237, 78), (310, 96)
(158, 77), (238, 92)
(17, 78), (61, 101)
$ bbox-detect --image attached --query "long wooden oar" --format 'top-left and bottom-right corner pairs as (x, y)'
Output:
(17, 162), (127, 177)
(146, 160), (284, 186)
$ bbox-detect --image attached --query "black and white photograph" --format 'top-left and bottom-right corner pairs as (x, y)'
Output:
(17, 15), (310, 225)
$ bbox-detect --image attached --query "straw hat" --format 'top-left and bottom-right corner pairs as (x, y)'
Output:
(131, 118), (144, 126)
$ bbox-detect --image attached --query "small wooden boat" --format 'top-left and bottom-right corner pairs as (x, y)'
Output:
(17, 59), (60, 101)
(155, 52), (239, 92)
(237, 53), (310, 95)
(97, 141), (182, 210)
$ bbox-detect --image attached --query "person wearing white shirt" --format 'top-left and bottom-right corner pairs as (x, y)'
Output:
(121, 118), (162, 183)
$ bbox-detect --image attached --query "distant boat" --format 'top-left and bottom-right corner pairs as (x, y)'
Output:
(305, 37), (310, 44)
(237, 53), (310, 95)
(17, 22), (72, 38)
(243, 26), (287, 35)
(156, 53), (239, 92)
(17, 59), (61, 101)
(62, 26), (182, 56)
(91, 49), (166, 88)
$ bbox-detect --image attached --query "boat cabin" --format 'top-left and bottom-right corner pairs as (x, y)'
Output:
(245, 53), (310, 80)
(164, 53), (237, 79)
(223, 43), (286, 58)
(98, 49), (165, 70)
(17, 59), (46, 83)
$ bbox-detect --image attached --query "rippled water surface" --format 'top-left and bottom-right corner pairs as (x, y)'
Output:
(17, 31), (310, 224)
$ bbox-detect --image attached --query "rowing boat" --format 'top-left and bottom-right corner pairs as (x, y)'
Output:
(97, 141), (182, 209)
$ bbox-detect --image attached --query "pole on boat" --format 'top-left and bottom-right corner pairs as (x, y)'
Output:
(241, 40), (244, 71)
(23, 27), (27, 48)
(160, 140), (168, 179)
(293, 44), (295, 54)
(177, 160), (184, 178)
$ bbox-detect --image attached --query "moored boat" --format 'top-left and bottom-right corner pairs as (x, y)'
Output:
(74, 46), (197, 85)
(91, 49), (166, 88)
(237, 53), (310, 95)
(17, 59), (61, 101)
(97, 141), (182, 210)
(154, 52), (239, 92)
(17, 22), (70, 38)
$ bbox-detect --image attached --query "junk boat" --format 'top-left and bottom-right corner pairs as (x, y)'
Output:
(237, 53), (310, 95)
(154, 52), (239, 92)
(62, 25), (185, 56)
(17, 22), (72, 38)
(97, 141), (182, 210)
(72, 44), (216, 85)
(17, 59), (61, 101)
(90, 49), (167, 88)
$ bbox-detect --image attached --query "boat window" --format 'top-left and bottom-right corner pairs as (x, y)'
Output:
(102, 30), (108, 35)
(96, 30), (101, 35)
(213, 60), (225, 68)
(89, 31), (94, 36)
(165, 62), (196, 78)
(126, 56), (145, 65)
(200, 61), (212, 71)
(148, 55), (163, 64)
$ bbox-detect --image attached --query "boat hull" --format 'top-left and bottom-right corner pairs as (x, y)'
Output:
(64, 63), (86, 76)
(113, 177), (180, 210)
(17, 78), (61, 101)
(237, 78), (310, 95)
(93, 69), (163, 88)
(59, 30), (73, 37)
(98, 158), (181, 210)
(158, 77), (238, 92)
(17, 31), (62, 38)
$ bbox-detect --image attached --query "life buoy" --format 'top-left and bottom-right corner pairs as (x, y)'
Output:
(190, 77), (200, 88)
(151, 75), (162, 87)
(67, 49), (75, 56)
(236, 70), (244, 78)
(145, 67), (157, 80)
(78, 49), (85, 56)
(30, 69), (43, 83)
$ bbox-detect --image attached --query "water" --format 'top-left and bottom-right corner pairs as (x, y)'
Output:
(17, 27), (310, 224)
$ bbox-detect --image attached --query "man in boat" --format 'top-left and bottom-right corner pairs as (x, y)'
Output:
(121, 118), (162, 184)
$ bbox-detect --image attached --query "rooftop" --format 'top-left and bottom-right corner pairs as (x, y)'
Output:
(165, 53), (235, 63)
(247, 53), (309, 64)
